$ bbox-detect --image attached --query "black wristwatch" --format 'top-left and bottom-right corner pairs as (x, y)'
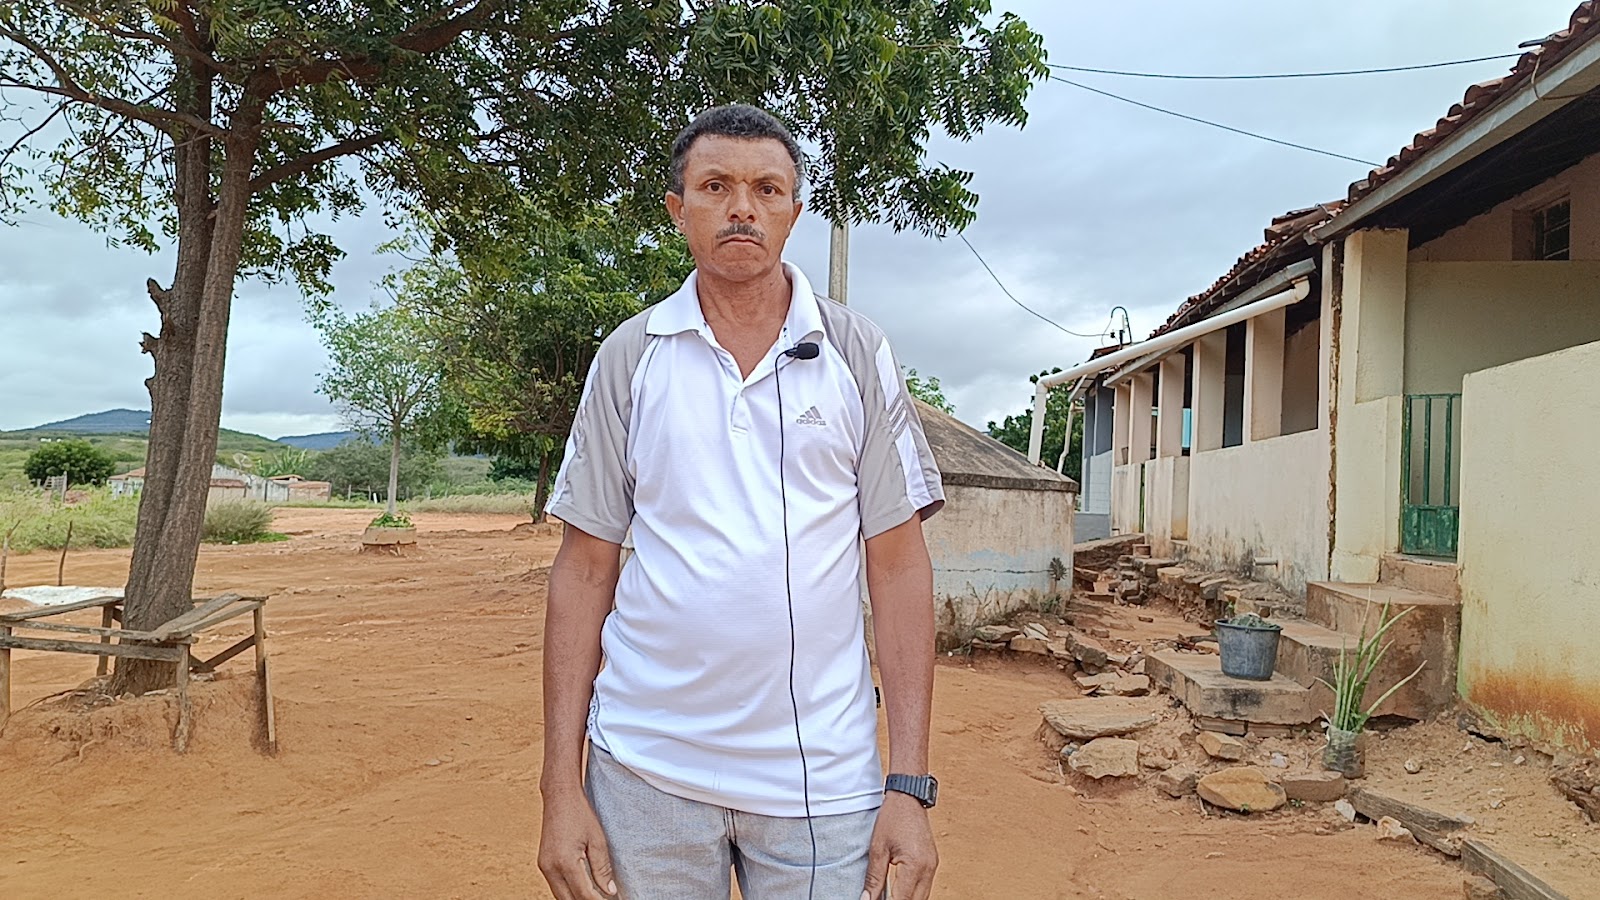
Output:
(884, 773), (939, 808)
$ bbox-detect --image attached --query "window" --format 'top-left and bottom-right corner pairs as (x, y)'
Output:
(1529, 199), (1571, 261)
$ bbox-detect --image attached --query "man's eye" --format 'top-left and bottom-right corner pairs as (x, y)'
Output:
(760, 185), (777, 195)
(707, 182), (724, 192)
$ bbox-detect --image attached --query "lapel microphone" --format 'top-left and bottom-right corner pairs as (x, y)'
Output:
(783, 341), (820, 359)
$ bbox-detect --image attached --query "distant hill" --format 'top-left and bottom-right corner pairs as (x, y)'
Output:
(277, 431), (362, 451)
(30, 408), (152, 434)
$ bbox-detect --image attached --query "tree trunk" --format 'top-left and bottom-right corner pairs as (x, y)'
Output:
(532, 447), (552, 524)
(387, 427), (401, 517)
(112, 94), (262, 695)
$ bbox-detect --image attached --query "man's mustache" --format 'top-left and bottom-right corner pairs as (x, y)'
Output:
(716, 223), (765, 242)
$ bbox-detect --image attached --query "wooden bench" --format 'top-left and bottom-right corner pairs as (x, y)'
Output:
(0, 592), (276, 753)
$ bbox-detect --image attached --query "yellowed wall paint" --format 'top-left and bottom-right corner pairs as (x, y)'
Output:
(1142, 456), (1190, 556)
(1405, 261), (1600, 395)
(1457, 339), (1600, 753)
(1111, 463), (1142, 534)
(1412, 152), (1600, 262)
(1185, 429), (1329, 596)
(1330, 396), (1403, 583)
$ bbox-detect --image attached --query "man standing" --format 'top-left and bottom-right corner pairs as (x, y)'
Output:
(538, 104), (944, 900)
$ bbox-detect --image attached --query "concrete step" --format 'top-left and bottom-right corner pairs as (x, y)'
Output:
(1273, 618), (1439, 721)
(1147, 650), (1317, 725)
(1303, 582), (1460, 720)
(1379, 553), (1460, 601)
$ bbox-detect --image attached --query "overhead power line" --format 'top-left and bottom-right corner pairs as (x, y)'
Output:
(952, 232), (1113, 339)
(1047, 53), (1522, 81)
(1049, 74), (1381, 166)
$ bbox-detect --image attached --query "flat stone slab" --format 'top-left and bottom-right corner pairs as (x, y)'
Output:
(1040, 697), (1163, 741)
(1147, 651), (1315, 725)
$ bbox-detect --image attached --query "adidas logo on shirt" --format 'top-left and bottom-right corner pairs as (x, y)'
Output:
(795, 405), (827, 427)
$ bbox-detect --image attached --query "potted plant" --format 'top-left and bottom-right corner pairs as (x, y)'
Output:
(1318, 602), (1426, 778)
(361, 511), (416, 553)
(1214, 613), (1283, 681)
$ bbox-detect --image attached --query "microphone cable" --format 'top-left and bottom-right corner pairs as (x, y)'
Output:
(775, 340), (819, 900)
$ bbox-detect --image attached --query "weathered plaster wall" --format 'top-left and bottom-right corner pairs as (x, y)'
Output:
(1184, 429), (1329, 596)
(1111, 463), (1142, 535)
(1083, 449), (1112, 515)
(1143, 455), (1190, 557)
(1281, 319), (1321, 435)
(1405, 261), (1600, 394)
(1456, 340), (1600, 754)
(923, 482), (1076, 648)
(1330, 396), (1404, 583)
(1411, 152), (1600, 262)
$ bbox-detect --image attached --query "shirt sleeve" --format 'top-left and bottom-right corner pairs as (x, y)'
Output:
(544, 340), (637, 544)
(857, 334), (945, 539)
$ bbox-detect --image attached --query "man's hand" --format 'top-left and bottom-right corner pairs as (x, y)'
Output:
(538, 789), (618, 900)
(861, 791), (938, 900)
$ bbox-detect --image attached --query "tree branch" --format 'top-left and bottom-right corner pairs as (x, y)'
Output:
(249, 131), (390, 193)
(53, 1), (235, 77)
(0, 98), (67, 169)
(245, 0), (509, 96)
(0, 24), (227, 138)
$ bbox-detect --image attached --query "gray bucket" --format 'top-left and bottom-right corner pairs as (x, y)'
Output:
(1215, 616), (1282, 681)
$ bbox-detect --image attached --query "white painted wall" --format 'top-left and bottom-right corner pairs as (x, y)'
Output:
(1111, 463), (1142, 535)
(1084, 449), (1112, 514)
(1405, 261), (1600, 395)
(1411, 152), (1600, 262)
(1143, 456), (1190, 557)
(1185, 429), (1330, 596)
(923, 483), (1076, 648)
(1457, 340), (1600, 754)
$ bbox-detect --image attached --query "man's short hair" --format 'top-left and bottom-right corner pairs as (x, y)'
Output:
(669, 104), (805, 195)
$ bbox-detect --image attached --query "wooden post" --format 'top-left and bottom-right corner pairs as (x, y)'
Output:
(1, 624), (11, 724)
(173, 643), (192, 753)
(253, 605), (277, 753)
(57, 520), (73, 587)
(97, 604), (113, 676)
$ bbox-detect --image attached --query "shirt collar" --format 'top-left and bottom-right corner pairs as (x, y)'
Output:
(647, 261), (825, 343)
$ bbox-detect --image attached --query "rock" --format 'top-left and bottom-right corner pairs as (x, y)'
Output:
(1197, 767), (1286, 813)
(1513, 755), (1526, 766)
(1159, 767), (1199, 797)
(1197, 731), (1247, 761)
(1280, 771), (1347, 803)
(1137, 614), (1155, 623)
(1067, 633), (1110, 672)
(1157, 566), (1188, 585)
(1067, 738), (1141, 778)
(1195, 716), (1247, 736)
(1039, 698), (1163, 740)
(1075, 672), (1122, 691)
(970, 640), (1008, 651)
(1376, 816), (1415, 842)
(1269, 753), (1289, 769)
(1103, 674), (1151, 697)
(1009, 636), (1050, 655)
(973, 624), (1021, 643)
(425, 758), (442, 767)
(1335, 798), (1358, 822)
(1462, 875), (1503, 899)
(1405, 758), (1423, 774)
(1551, 756), (1600, 822)
(1047, 639), (1072, 660)
(1022, 622), (1050, 641)
(1141, 749), (1177, 771)
(1088, 626), (1112, 639)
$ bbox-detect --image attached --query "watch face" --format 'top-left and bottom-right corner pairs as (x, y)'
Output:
(925, 775), (938, 807)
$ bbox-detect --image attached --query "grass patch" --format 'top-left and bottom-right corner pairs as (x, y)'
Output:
(0, 488), (140, 553)
(403, 493), (536, 516)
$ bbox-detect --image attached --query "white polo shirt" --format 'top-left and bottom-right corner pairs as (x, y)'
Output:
(546, 262), (943, 817)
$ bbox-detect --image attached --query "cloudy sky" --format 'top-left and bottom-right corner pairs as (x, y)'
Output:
(0, 0), (1582, 438)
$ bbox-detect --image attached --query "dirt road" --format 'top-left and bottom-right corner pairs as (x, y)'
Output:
(0, 509), (1464, 898)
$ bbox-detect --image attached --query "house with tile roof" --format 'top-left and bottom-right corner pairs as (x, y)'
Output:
(1036, 2), (1600, 754)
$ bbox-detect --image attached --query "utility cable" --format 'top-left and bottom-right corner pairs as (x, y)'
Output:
(1049, 74), (1382, 166)
(952, 232), (1116, 339)
(1047, 53), (1521, 81)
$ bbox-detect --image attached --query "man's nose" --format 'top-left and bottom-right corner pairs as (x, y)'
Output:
(727, 184), (758, 221)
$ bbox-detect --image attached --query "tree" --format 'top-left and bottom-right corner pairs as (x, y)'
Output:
(315, 306), (441, 516)
(987, 371), (1085, 481)
(903, 368), (954, 414)
(302, 439), (440, 499)
(1, 2), (1045, 692)
(24, 439), (115, 486)
(400, 204), (694, 521)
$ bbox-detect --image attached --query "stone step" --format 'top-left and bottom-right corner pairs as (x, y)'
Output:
(1379, 553), (1460, 601)
(1303, 582), (1460, 720)
(1147, 650), (1317, 725)
(1273, 618), (1442, 721)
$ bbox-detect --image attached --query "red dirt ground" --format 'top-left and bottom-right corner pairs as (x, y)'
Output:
(0, 509), (1471, 898)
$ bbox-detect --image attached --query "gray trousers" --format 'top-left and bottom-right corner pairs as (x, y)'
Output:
(586, 747), (879, 899)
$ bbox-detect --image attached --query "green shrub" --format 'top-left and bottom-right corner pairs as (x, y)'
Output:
(0, 488), (140, 552)
(369, 511), (413, 528)
(202, 499), (277, 544)
(24, 439), (116, 486)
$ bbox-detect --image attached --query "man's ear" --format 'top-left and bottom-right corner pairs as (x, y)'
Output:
(665, 191), (685, 231)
